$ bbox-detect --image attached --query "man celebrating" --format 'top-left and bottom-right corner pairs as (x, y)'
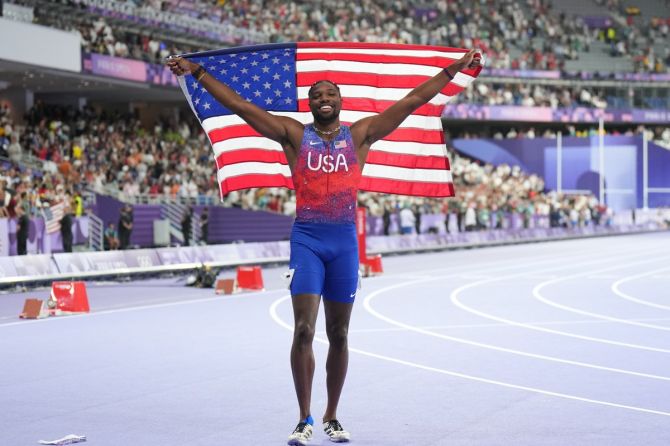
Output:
(168, 48), (480, 445)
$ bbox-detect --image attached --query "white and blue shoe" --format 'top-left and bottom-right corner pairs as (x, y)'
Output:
(288, 420), (313, 446)
(323, 419), (350, 443)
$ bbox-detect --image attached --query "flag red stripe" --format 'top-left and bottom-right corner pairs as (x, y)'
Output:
(209, 124), (261, 143)
(219, 172), (453, 197)
(366, 152), (451, 170)
(208, 124), (445, 145)
(216, 149), (287, 168)
(296, 98), (444, 116)
(297, 72), (432, 89)
(358, 177), (454, 197)
(384, 128), (444, 144)
(297, 52), (457, 68)
(220, 174), (294, 195)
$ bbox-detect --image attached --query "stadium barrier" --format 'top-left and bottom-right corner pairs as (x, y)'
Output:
(0, 223), (664, 288)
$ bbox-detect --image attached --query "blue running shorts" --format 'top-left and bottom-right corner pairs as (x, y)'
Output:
(288, 222), (360, 303)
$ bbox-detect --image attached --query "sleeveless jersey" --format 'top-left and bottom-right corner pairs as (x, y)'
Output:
(293, 124), (361, 224)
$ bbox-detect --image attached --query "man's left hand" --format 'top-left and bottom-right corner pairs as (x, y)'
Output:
(456, 49), (482, 70)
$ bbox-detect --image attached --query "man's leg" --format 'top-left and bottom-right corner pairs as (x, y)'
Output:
(291, 294), (321, 420)
(322, 299), (353, 422)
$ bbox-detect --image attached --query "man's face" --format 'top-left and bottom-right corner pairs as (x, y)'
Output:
(308, 81), (341, 124)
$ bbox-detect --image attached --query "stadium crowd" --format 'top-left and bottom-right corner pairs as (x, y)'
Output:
(3, 100), (670, 233)
(456, 82), (611, 109)
(1, 100), (626, 237)
(22, 0), (670, 74)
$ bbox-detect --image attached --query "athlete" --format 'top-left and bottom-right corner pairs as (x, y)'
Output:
(167, 49), (481, 445)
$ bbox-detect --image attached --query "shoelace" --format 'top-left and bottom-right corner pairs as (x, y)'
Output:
(325, 420), (344, 433)
(293, 422), (310, 434)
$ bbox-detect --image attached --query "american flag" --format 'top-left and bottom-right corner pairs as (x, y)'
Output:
(42, 202), (65, 234)
(178, 42), (482, 197)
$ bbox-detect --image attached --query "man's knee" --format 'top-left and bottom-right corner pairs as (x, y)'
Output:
(293, 320), (316, 347)
(326, 324), (348, 350)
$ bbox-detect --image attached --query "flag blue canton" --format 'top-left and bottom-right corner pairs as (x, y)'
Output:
(185, 46), (298, 121)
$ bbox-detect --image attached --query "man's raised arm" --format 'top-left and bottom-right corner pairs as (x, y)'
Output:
(167, 57), (303, 164)
(351, 49), (481, 162)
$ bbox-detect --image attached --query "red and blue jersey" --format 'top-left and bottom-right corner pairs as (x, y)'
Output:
(293, 125), (361, 224)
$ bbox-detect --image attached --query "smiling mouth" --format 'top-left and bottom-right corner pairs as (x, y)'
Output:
(319, 105), (333, 112)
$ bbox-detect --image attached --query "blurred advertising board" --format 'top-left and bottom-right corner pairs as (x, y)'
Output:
(82, 53), (179, 87)
(443, 104), (670, 124)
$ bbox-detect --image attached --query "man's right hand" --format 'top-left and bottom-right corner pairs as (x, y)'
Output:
(166, 56), (198, 76)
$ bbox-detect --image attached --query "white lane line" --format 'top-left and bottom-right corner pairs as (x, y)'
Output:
(0, 245), (602, 329)
(369, 245), (603, 279)
(0, 289), (287, 328)
(269, 294), (670, 418)
(451, 252), (670, 353)
(330, 316), (670, 334)
(612, 266), (670, 312)
(363, 277), (670, 382)
(534, 257), (670, 331)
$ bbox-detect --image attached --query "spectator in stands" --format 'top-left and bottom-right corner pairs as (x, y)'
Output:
(399, 204), (415, 235)
(7, 135), (22, 164)
(382, 203), (392, 235)
(104, 222), (120, 251)
(59, 191), (74, 253)
(0, 184), (12, 218)
(413, 204), (422, 234)
(118, 204), (134, 249)
(199, 207), (209, 245)
(181, 206), (192, 246)
(72, 190), (84, 217)
(464, 202), (477, 231)
(15, 191), (30, 255)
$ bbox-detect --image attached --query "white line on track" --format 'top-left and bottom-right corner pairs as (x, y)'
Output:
(364, 276), (670, 381)
(0, 243), (603, 329)
(611, 266), (670, 311)
(0, 289), (287, 328)
(330, 316), (670, 334)
(533, 257), (670, 331)
(269, 293), (670, 417)
(451, 252), (670, 353)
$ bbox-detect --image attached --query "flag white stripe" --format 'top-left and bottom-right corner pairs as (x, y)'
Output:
(203, 112), (444, 134)
(218, 162), (292, 181)
(297, 60), (443, 77)
(213, 137), (283, 157)
(296, 85), (449, 106)
(362, 164), (453, 183)
(212, 137), (447, 159)
(297, 48), (466, 59)
(451, 72), (476, 88)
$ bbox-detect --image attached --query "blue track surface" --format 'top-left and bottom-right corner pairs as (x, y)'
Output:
(1, 232), (669, 445)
